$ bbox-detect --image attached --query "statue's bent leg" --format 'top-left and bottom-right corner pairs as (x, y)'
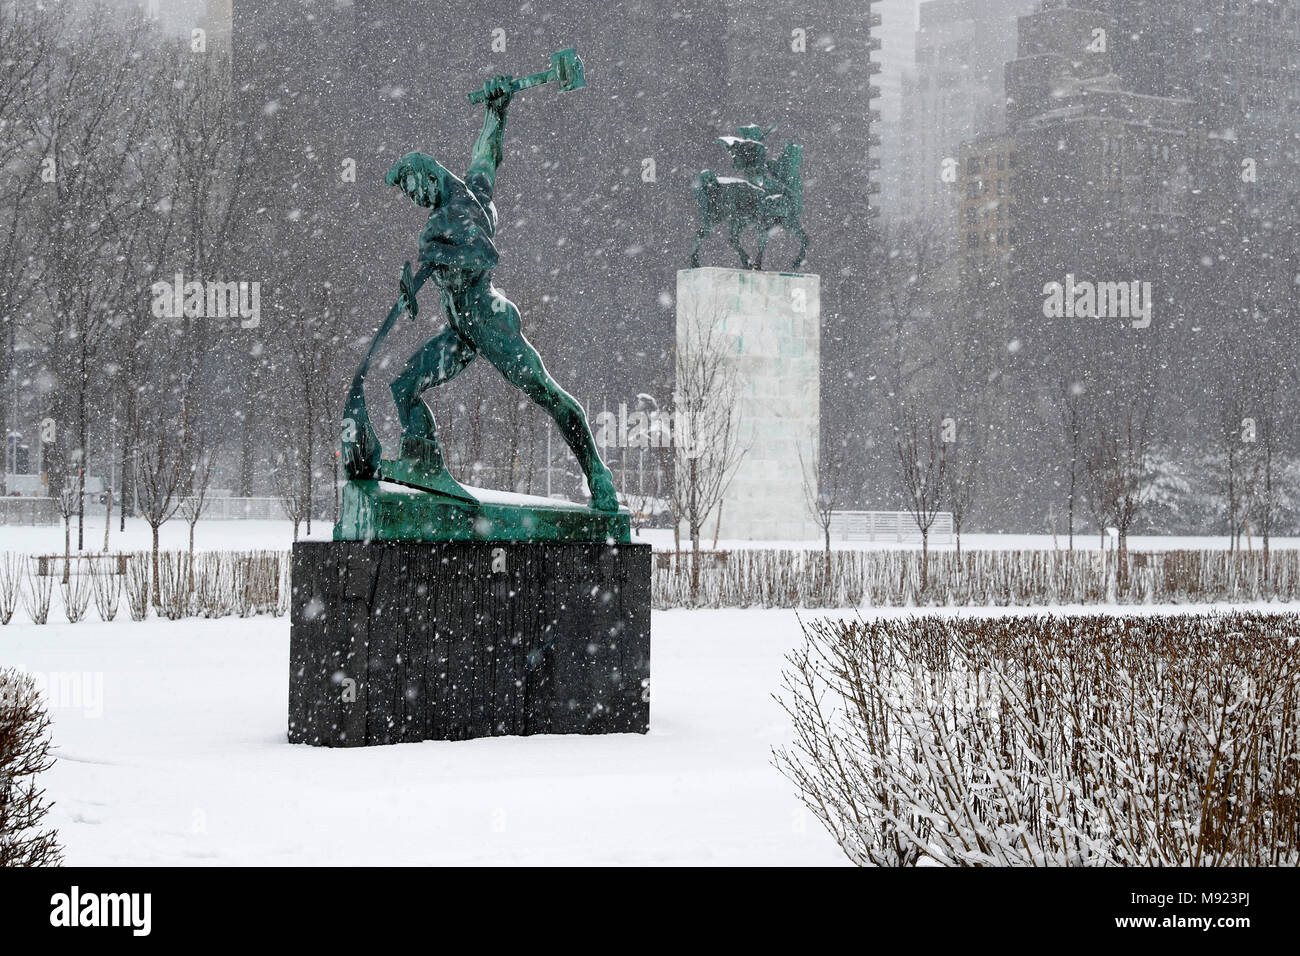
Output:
(469, 289), (619, 512)
(689, 223), (710, 269)
(754, 224), (771, 271)
(790, 219), (808, 271)
(727, 217), (752, 270)
(390, 325), (477, 464)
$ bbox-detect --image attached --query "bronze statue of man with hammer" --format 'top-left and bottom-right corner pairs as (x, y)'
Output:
(341, 51), (618, 512)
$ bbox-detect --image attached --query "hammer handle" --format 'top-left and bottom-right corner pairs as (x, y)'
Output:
(467, 68), (553, 104)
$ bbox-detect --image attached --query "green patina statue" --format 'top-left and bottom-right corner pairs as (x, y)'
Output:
(338, 51), (627, 543)
(689, 124), (807, 272)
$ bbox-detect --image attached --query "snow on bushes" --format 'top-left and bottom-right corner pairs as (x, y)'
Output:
(0, 669), (63, 867)
(776, 610), (1300, 866)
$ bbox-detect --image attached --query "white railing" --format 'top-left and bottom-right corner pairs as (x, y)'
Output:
(182, 497), (290, 521)
(830, 510), (955, 545)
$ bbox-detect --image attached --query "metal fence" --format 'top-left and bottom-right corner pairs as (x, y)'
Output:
(829, 510), (955, 545)
(0, 497), (59, 525)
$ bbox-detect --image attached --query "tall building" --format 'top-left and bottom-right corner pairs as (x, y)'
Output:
(886, 0), (1032, 224)
(876, 0), (918, 124)
(1001, 3), (1248, 352)
(1092, 0), (1300, 225)
(957, 134), (1017, 288)
(983, 2), (1246, 526)
(874, 0), (916, 222)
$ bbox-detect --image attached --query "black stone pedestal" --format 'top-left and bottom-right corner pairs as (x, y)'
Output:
(288, 540), (651, 746)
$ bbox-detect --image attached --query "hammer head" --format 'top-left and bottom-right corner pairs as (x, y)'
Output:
(552, 48), (586, 93)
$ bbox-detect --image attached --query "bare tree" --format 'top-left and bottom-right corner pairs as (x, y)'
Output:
(1083, 406), (1153, 590)
(1217, 378), (1264, 554)
(894, 407), (946, 591)
(1254, 387), (1279, 566)
(55, 480), (77, 584)
(876, 221), (945, 423)
(279, 282), (346, 535)
(798, 432), (840, 580)
(135, 415), (186, 606)
(179, 442), (217, 560)
(27, 7), (155, 547)
(158, 38), (256, 505)
(1058, 378), (1087, 550)
(670, 289), (748, 603)
(0, 3), (63, 496)
(944, 428), (982, 559)
(272, 446), (311, 542)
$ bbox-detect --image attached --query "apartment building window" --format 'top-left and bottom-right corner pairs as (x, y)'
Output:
(967, 156), (980, 174)
(967, 232), (979, 249)
(967, 181), (981, 198)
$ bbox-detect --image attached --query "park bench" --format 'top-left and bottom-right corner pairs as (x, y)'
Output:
(33, 553), (132, 576)
(655, 550), (731, 570)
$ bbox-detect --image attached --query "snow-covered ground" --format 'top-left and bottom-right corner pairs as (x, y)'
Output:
(0, 517), (333, 556)
(2, 515), (1294, 556)
(2, 609), (850, 866)
(4, 602), (1288, 866)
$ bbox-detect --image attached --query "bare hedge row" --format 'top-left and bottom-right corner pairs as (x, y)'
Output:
(0, 551), (287, 625)
(3, 548), (1298, 623)
(776, 610), (1300, 866)
(652, 548), (1300, 608)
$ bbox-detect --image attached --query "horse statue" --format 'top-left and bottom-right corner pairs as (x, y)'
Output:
(689, 124), (807, 272)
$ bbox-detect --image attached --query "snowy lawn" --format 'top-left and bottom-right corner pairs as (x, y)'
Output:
(2, 608), (853, 866)
(3, 602), (1281, 866)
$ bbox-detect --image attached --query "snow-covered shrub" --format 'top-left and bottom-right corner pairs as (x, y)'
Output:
(0, 669), (63, 866)
(59, 561), (92, 624)
(156, 552), (192, 620)
(274, 552), (291, 618)
(20, 569), (52, 625)
(124, 553), (151, 622)
(89, 562), (121, 622)
(194, 553), (233, 618)
(652, 548), (1300, 609)
(0, 555), (21, 625)
(776, 611), (1300, 866)
(232, 551), (281, 617)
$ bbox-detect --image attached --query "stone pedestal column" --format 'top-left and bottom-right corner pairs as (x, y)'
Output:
(676, 267), (821, 542)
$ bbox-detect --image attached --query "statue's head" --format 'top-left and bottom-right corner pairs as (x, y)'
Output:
(386, 152), (449, 209)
